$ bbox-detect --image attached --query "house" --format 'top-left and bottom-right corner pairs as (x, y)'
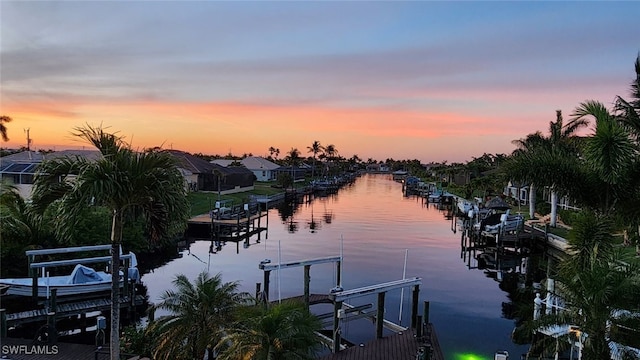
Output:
(273, 166), (306, 182)
(504, 181), (529, 205)
(212, 156), (280, 182)
(167, 150), (254, 193)
(0, 150), (101, 198)
(365, 163), (390, 172)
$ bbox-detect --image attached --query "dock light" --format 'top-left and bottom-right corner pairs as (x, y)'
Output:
(454, 353), (488, 360)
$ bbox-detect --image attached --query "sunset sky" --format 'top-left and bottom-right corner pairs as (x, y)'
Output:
(1, 1), (638, 163)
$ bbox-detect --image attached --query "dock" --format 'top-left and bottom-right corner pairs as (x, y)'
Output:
(317, 326), (444, 360)
(187, 202), (269, 242)
(257, 256), (444, 360)
(3, 295), (145, 327)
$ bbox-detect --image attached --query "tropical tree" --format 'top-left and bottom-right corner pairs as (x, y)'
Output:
(546, 212), (640, 360)
(0, 115), (12, 141)
(147, 271), (251, 360)
(268, 147), (280, 161)
(571, 100), (636, 215)
(614, 54), (640, 141)
(218, 300), (322, 360)
(306, 141), (323, 181)
(30, 124), (190, 360)
(285, 148), (301, 186)
(321, 144), (338, 177)
(506, 110), (587, 226)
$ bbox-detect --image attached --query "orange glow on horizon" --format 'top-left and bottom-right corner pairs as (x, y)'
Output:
(2, 97), (531, 162)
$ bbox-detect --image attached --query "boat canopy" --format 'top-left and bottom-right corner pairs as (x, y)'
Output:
(67, 264), (105, 284)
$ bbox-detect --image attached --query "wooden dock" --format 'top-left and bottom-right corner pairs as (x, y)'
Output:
(317, 325), (444, 360)
(2, 295), (145, 328)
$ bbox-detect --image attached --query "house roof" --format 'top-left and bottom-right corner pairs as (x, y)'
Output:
(0, 150), (102, 174)
(44, 149), (102, 161)
(211, 159), (234, 167)
(168, 150), (253, 176)
(167, 150), (220, 174)
(241, 156), (280, 171)
(0, 151), (46, 164)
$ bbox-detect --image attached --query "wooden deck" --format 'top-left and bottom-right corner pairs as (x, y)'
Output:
(317, 325), (444, 360)
(188, 211), (266, 225)
(5, 295), (145, 326)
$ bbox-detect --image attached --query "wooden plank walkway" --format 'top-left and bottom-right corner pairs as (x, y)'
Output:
(273, 294), (333, 305)
(6, 295), (145, 326)
(189, 211), (266, 225)
(317, 325), (444, 360)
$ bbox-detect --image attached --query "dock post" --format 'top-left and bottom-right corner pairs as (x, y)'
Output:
(263, 270), (271, 305)
(416, 315), (423, 337)
(255, 283), (261, 299)
(336, 260), (341, 287)
(423, 301), (430, 325)
(332, 300), (342, 353)
(0, 308), (6, 338)
(32, 271), (38, 300)
(376, 292), (385, 338)
(123, 257), (130, 297)
(50, 288), (57, 314)
(80, 313), (87, 335)
(47, 312), (57, 344)
(411, 285), (420, 329)
(303, 265), (311, 310)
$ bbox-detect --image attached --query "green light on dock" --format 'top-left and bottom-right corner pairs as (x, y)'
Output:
(454, 353), (488, 360)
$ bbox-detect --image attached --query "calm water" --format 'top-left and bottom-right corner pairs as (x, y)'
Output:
(142, 174), (529, 360)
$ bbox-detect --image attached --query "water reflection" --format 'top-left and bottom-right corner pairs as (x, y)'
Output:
(143, 174), (532, 359)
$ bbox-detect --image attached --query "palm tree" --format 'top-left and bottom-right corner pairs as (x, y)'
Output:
(511, 131), (546, 219)
(147, 271), (250, 360)
(507, 110), (587, 226)
(306, 141), (323, 181)
(31, 124), (190, 360)
(322, 144), (337, 177)
(571, 100), (636, 215)
(0, 115), (12, 141)
(614, 54), (640, 141)
(285, 148), (301, 186)
(218, 300), (322, 360)
(552, 212), (640, 360)
(268, 147), (281, 162)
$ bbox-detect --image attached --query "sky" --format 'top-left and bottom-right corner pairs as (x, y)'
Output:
(1, 1), (638, 163)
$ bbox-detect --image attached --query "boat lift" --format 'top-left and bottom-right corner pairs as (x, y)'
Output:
(26, 244), (135, 300)
(258, 255), (422, 354)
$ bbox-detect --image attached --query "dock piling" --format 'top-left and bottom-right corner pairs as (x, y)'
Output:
(1, 309), (6, 337)
(411, 285), (420, 329)
(332, 300), (343, 353)
(46, 312), (57, 344)
(376, 292), (385, 338)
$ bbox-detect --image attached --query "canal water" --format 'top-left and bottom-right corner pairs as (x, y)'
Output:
(141, 173), (530, 360)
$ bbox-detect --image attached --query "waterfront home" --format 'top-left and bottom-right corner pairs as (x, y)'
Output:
(0, 150), (101, 198)
(504, 181), (529, 206)
(167, 150), (255, 193)
(213, 156), (280, 182)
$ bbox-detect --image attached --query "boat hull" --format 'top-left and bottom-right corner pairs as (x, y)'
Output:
(0, 271), (119, 297)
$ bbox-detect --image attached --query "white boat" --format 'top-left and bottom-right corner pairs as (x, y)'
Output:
(0, 245), (140, 298)
(1, 264), (117, 297)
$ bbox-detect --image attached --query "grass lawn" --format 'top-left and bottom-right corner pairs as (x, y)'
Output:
(187, 182), (285, 216)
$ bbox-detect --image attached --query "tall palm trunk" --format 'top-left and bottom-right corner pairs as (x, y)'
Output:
(550, 190), (558, 227)
(529, 184), (536, 219)
(110, 209), (124, 360)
